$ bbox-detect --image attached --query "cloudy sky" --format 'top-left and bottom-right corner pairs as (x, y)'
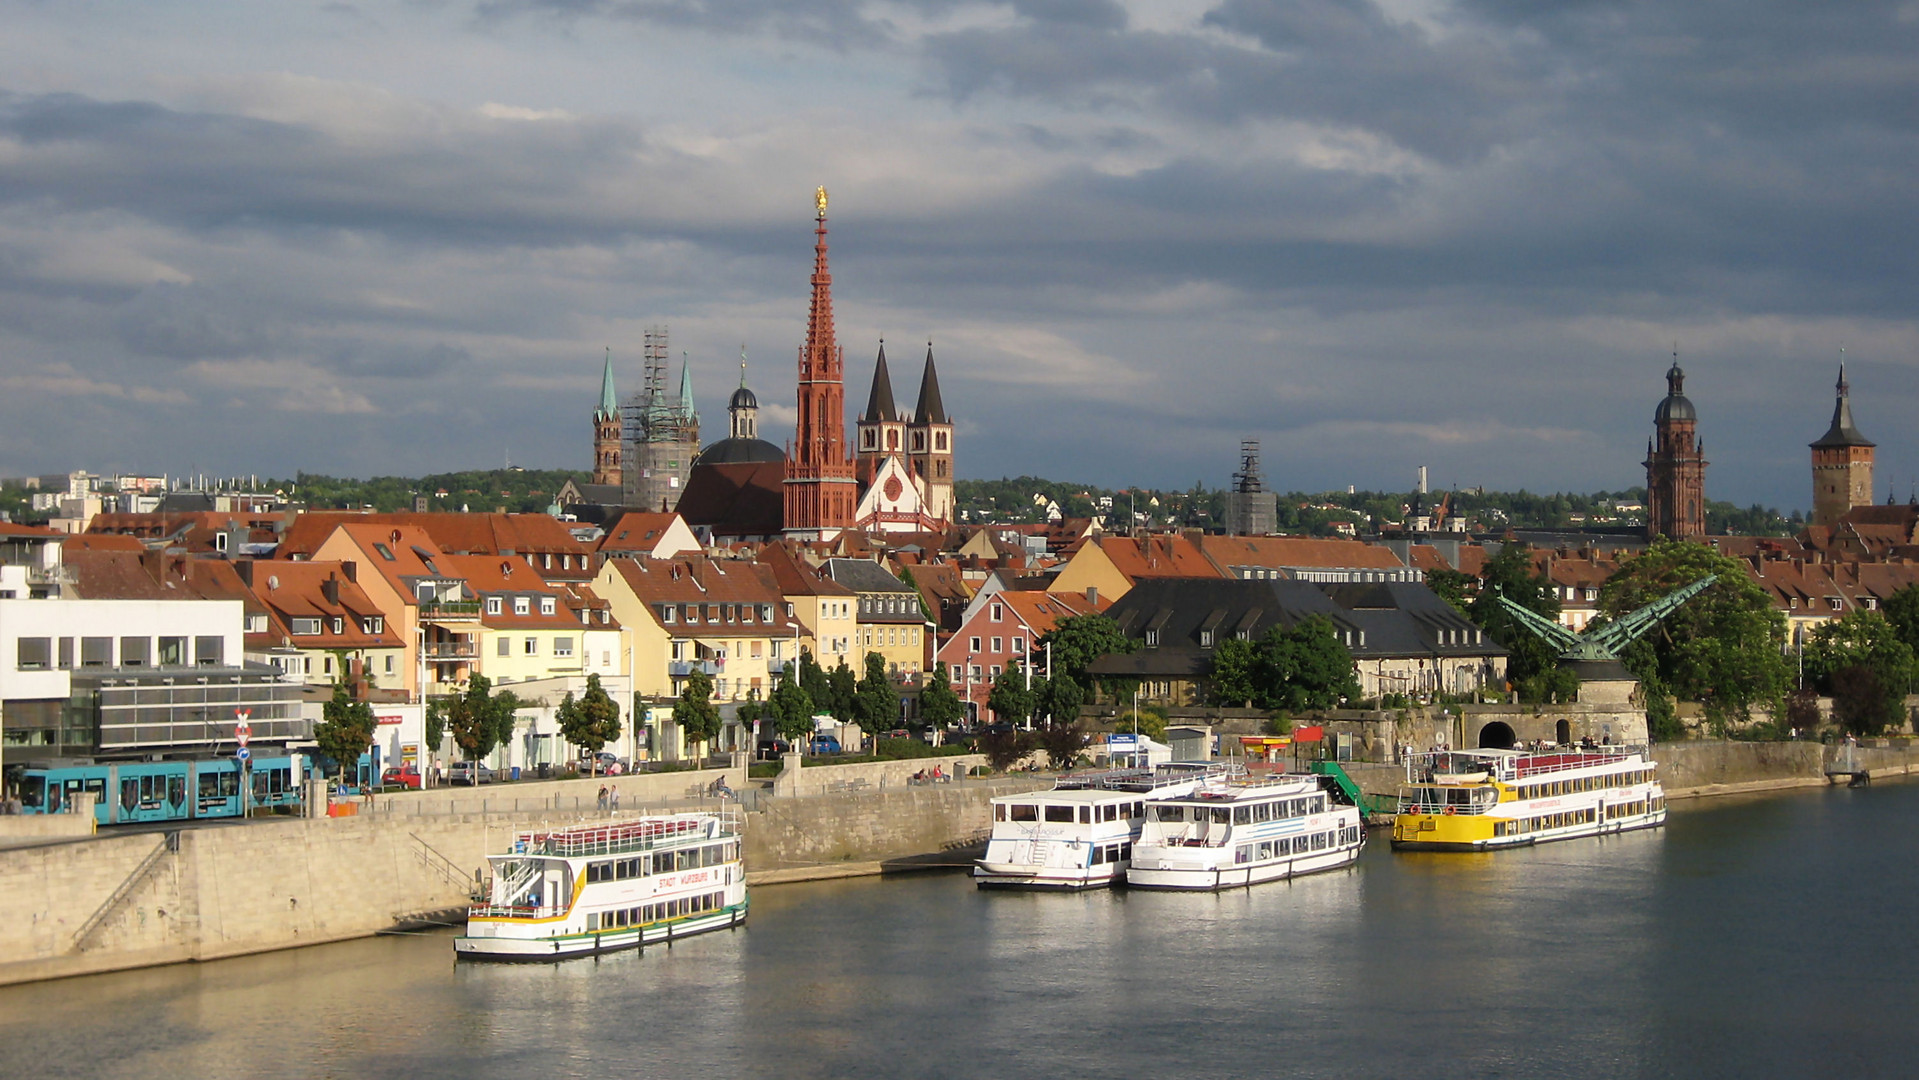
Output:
(1, 1), (1915, 510)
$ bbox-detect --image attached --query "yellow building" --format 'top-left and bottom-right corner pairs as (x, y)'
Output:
(823, 557), (926, 676)
(592, 555), (810, 701)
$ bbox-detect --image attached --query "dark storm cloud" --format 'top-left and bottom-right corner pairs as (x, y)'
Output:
(0, 91), (653, 247)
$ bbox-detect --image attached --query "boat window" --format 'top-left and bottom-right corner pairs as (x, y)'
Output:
(1079, 806), (1092, 824)
(1233, 806), (1250, 825)
(1103, 805), (1118, 822)
(1044, 806), (1075, 823)
(1153, 805), (1185, 822)
(1092, 846), (1106, 865)
(1211, 807), (1231, 825)
(994, 805), (1006, 821)
(1010, 805), (1037, 822)
(1235, 844), (1253, 864)
(678, 849), (699, 870)
(588, 913), (600, 931)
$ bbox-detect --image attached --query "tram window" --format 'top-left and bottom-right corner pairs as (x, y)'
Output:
(1044, 806), (1074, 823)
(167, 775), (186, 810)
(120, 778), (138, 811)
(1010, 805), (1037, 822)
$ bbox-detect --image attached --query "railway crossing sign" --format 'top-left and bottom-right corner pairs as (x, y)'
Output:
(234, 708), (252, 747)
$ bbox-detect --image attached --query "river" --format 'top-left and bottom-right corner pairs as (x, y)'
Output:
(5, 782), (1918, 1079)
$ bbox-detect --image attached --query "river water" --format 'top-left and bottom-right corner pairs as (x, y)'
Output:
(5, 782), (1918, 1080)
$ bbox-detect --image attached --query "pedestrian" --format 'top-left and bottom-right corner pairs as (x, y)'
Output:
(597, 785), (608, 811)
(610, 786), (620, 812)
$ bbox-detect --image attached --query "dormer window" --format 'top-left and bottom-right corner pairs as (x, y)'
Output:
(1199, 630), (1214, 648)
(291, 618), (321, 636)
(330, 617), (345, 635)
(1144, 629), (1159, 647)
(539, 597), (555, 616)
(661, 606), (676, 624)
(363, 617), (383, 635)
(486, 597), (502, 616)
(514, 596), (530, 615)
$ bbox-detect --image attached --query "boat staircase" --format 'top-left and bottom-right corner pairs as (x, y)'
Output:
(1310, 762), (1393, 820)
(1023, 839), (1054, 867)
(72, 831), (178, 953)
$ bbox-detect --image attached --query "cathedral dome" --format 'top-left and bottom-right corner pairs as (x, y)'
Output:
(1655, 362), (1696, 423)
(729, 385), (758, 411)
(695, 437), (786, 466)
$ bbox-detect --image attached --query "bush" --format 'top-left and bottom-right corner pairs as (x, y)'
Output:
(747, 762), (780, 779)
(1036, 721), (1087, 770)
(977, 728), (1036, 771)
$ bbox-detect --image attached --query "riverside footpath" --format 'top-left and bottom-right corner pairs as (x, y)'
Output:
(0, 755), (1048, 987)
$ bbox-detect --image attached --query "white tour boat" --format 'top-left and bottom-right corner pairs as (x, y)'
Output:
(1126, 772), (1365, 890)
(455, 811), (747, 961)
(1390, 746), (1666, 851)
(974, 763), (1231, 890)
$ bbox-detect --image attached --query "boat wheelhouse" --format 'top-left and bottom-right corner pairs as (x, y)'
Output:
(1389, 747), (1665, 852)
(455, 811), (747, 962)
(974, 764), (1231, 890)
(1126, 772), (1364, 891)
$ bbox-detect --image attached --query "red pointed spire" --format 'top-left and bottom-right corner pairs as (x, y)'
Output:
(785, 188), (858, 536)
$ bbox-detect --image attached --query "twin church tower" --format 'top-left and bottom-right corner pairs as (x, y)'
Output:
(591, 189), (954, 539)
(1646, 355), (1877, 538)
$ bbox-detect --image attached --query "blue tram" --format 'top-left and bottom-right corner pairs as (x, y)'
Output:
(17, 755), (312, 825)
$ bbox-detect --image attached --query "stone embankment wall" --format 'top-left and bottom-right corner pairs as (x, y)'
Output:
(0, 767), (1035, 987)
(771, 754), (986, 798)
(362, 766), (745, 816)
(0, 813), (95, 849)
(746, 775), (1047, 872)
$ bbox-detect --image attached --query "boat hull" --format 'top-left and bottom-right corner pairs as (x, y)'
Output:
(454, 903), (748, 962)
(1391, 810), (1665, 852)
(1126, 844), (1361, 891)
(973, 863), (1123, 890)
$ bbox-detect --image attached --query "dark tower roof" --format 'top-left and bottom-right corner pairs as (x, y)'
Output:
(1654, 359), (1696, 424)
(695, 437), (786, 466)
(861, 341), (899, 423)
(730, 384), (758, 410)
(1811, 362), (1874, 449)
(913, 343), (948, 426)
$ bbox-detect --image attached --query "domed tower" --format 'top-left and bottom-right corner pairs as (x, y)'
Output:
(1810, 360), (1875, 527)
(729, 350), (760, 441)
(907, 342), (954, 524)
(592, 348), (622, 487)
(856, 341), (906, 488)
(1644, 354), (1707, 540)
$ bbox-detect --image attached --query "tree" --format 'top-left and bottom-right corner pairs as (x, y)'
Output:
(828, 658), (860, 724)
(1601, 538), (1791, 727)
(735, 687), (766, 729)
(770, 663), (816, 743)
(1882, 584), (1919, 657)
(446, 674), (524, 763)
(1467, 542), (1560, 684)
(1040, 672), (1084, 727)
(558, 672), (622, 770)
(313, 682), (377, 782)
(1035, 719), (1087, 770)
(1038, 613), (1137, 697)
(676, 669), (724, 760)
(1258, 617), (1362, 712)
(1806, 609), (1916, 736)
(988, 663), (1037, 726)
(854, 652), (898, 732)
(919, 663), (965, 729)
(976, 726), (1035, 770)
(1208, 637), (1259, 708)
(425, 698), (448, 755)
(799, 649), (834, 717)
(1425, 568), (1476, 616)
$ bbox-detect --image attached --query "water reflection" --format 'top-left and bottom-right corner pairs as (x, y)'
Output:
(8, 786), (1919, 1079)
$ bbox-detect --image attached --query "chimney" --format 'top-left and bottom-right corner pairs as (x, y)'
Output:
(234, 559), (254, 587)
(322, 575), (342, 606)
(1086, 586), (1098, 606)
(340, 560), (357, 583)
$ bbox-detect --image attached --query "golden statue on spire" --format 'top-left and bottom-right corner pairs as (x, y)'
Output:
(815, 186), (828, 219)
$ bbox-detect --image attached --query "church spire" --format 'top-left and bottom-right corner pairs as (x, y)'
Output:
(784, 185), (857, 537)
(913, 341), (948, 425)
(679, 352), (697, 424)
(862, 340), (899, 423)
(597, 346), (618, 420)
(1813, 351), (1873, 449)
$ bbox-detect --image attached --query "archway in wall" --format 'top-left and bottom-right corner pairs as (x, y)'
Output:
(1478, 721), (1517, 750)
(1556, 719), (1571, 745)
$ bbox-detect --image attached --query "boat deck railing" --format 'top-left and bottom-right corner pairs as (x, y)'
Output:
(1403, 746), (1646, 785)
(513, 811), (743, 858)
(468, 902), (564, 920)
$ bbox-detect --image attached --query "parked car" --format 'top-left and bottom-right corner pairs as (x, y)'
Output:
(882, 728), (912, 741)
(584, 752), (626, 776)
(808, 735), (842, 755)
(448, 761), (494, 785)
(755, 738), (791, 761)
(380, 764), (424, 790)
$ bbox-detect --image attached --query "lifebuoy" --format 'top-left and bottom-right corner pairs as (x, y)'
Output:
(1443, 806), (1456, 816)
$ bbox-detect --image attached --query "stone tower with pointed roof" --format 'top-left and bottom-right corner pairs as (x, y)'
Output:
(592, 349), (621, 487)
(907, 343), (954, 524)
(856, 341), (907, 489)
(1644, 355), (1707, 540)
(783, 189), (860, 539)
(1811, 361), (1875, 528)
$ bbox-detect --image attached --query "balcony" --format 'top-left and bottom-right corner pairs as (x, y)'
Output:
(419, 599), (483, 623)
(669, 660), (721, 677)
(423, 641), (477, 661)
